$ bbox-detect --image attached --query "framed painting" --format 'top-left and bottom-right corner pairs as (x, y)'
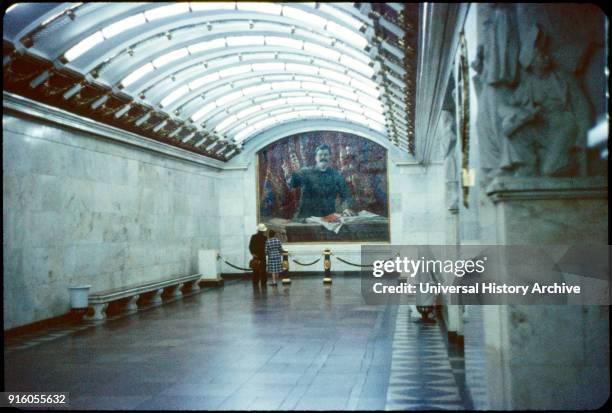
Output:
(257, 131), (390, 243)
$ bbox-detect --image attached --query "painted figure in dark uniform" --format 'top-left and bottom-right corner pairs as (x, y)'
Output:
(288, 144), (355, 221)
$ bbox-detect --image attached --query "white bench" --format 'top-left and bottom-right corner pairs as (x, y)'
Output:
(86, 273), (203, 321)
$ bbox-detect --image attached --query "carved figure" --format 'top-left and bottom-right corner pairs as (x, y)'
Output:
(474, 4), (594, 183)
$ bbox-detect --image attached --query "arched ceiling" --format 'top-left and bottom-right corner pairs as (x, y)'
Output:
(4, 2), (419, 161)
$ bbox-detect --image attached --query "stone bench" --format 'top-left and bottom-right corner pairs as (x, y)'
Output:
(86, 273), (203, 321)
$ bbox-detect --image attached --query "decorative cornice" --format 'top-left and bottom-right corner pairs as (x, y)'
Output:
(2, 45), (234, 161)
(486, 176), (609, 203)
(3, 91), (228, 171)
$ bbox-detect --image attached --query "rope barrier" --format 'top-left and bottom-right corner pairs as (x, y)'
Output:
(291, 257), (321, 266)
(223, 260), (252, 272)
(334, 255), (399, 268)
(217, 252), (399, 272)
(334, 256), (373, 268)
(217, 254), (252, 272)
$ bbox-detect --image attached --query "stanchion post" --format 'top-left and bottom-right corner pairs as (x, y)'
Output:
(323, 248), (332, 284)
(281, 249), (291, 285)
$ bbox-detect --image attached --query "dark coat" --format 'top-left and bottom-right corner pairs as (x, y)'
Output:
(249, 232), (267, 264)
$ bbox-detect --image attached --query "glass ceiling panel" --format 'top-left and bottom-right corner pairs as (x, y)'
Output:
(156, 60), (381, 116)
(7, 2), (403, 149)
(186, 79), (384, 126)
(118, 33), (373, 91)
(210, 96), (385, 132)
(220, 101), (385, 134)
(233, 110), (386, 143)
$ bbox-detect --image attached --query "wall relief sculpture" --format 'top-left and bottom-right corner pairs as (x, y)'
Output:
(473, 3), (603, 186)
(440, 109), (459, 211)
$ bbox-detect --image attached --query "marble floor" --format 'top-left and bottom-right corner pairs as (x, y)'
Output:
(4, 276), (470, 410)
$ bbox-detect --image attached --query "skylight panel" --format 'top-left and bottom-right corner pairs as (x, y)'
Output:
(319, 68), (351, 85)
(313, 97), (340, 107)
(121, 62), (154, 87)
(64, 31), (104, 61)
(285, 63), (313, 74)
(189, 72), (221, 90)
(304, 31), (334, 46)
(235, 105), (262, 120)
(276, 112), (301, 123)
(226, 36), (265, 47)
(218, 65), (252, 78)
(144, 3), (190, 21)
(350, 78), (379, 97)
(327, 21), (368, 49)
(102, 13), (147, 39)
(345, 112), (368, 124)
(187, 38), (226, 54)
(234, 126), (256, 142)
(271, 81), (301, 90)
(41, 9), (67, 27)
(276, 53), (312, 64)
(336, 99), (364, 113)
(318, 4), (363, 29)
(303, 42), (340, 61)
(242, 84), (272, 96)
(215, 90), (243, 106)
(261, 99), (286, 109)
(251, 62), (285, 72)
(324, 110), (349, 120)
(329, 86), (357, 100)
(298, 110), (324, 118)
(301, 82), (330, 93)
(252, 117), (278, 130)
(334, 42), (371, 63)
(244, 112), (275, 126)
(282, 6), (327, 28)
(367, 121), (386, 132)
(341, 55), (374, 78)
(358, 96), (383, 111)
(215, 115), (238, 132)
(363, 110), (386, 123)
(161, 85), (190, 107)
(237, 2), (282, 15)
(190, 2), (236, 11)
(286, 97), (314, 105)
(191, 101), (217, 122)
(265, 36), (303, 50)
(152, 48), (189, 69)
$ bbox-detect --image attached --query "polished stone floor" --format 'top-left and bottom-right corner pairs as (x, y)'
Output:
(4, 276), (468, 410)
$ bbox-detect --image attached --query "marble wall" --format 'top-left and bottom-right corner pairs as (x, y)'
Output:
(3, 112), (221, 329)
(480, 177), (609, 409)
(453, 3), (609, 409)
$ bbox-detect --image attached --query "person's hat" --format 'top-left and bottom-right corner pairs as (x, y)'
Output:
(257, 223), (268, 232)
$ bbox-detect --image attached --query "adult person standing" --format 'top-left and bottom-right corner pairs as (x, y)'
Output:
(287, 144), (356, 221)
(265, 230), (283, 286)
(249, 223), (268, 290)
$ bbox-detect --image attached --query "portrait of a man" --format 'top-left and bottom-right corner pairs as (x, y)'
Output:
(258, 131), (389, 243)
(289, 144), (355, 221)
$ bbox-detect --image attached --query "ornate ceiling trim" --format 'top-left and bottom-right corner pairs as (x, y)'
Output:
(3, 91), (227, 170)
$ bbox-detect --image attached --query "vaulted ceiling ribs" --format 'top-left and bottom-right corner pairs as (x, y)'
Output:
(3, 3), (419, 161)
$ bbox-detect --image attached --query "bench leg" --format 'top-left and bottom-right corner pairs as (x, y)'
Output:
(86, 303), (108, 321)
(125, 295), (139, 313)
(150, 289), (163, 305)
(190, 279), (201, 291)
(169, 283), (184, 298)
